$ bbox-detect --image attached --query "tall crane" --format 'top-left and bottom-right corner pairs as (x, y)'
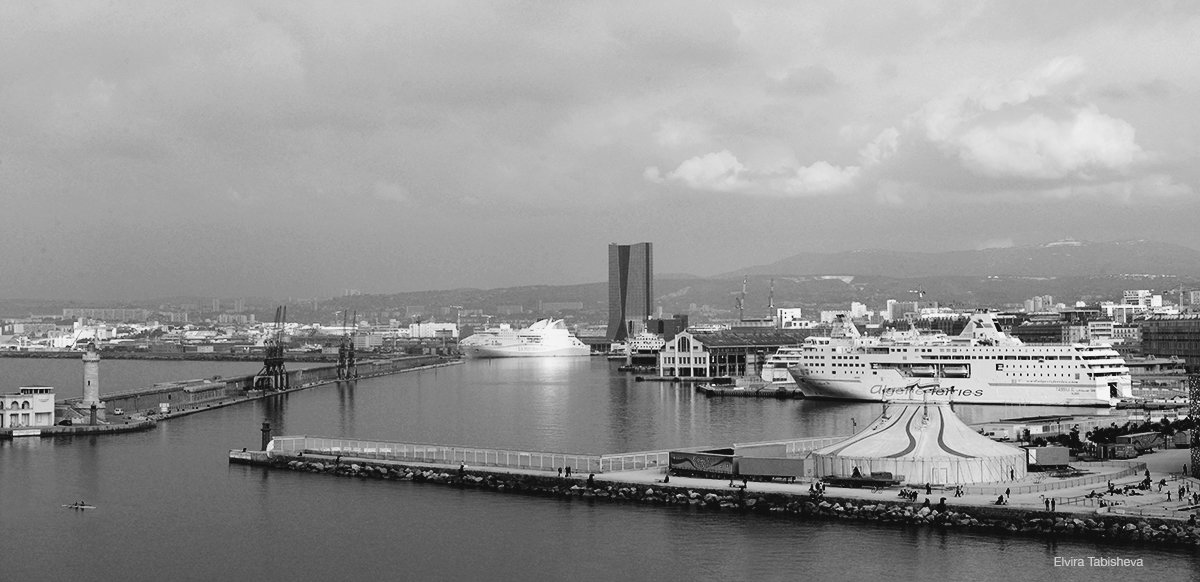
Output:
(337, 309), (358, 380)
(254, 306), (289, 391)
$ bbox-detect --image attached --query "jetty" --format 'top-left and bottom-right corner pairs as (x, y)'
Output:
(2, 356), (454, 439)
(230, 434), (1200, 547)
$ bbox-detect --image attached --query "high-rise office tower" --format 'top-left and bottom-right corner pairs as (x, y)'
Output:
(607, 242), (653, 341)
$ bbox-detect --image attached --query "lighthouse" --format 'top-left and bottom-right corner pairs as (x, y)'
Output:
(82, 342), (101, 408)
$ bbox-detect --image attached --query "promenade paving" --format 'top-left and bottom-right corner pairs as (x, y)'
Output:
(592, 448), (1200, 521)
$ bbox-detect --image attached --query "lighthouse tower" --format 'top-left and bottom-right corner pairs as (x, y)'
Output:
(82, 342), (101, 408)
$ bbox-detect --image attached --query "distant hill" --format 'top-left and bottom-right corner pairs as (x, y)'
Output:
(721, 240), (1200, 279)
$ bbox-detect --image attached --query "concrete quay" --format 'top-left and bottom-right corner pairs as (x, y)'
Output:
(229, 445), (1200, 548)
(132, 358), (459, 425)
(0, 418), (156, 439)
(3, 358), (458, 440)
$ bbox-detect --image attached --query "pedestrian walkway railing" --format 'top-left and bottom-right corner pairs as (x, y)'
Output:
(270, 436), (603, 472)
(733, 436), (848, 457)
(267, 435), (847, 474)
(598, 450), (671, 473)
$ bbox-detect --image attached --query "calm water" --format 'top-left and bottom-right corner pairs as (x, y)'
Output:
(1, 357), (1192, 581)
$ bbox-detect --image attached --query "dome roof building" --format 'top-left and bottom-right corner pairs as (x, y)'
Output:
(810, 398), (1026, 485)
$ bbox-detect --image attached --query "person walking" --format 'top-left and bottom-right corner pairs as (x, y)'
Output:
(1050, 498), (1056, 511)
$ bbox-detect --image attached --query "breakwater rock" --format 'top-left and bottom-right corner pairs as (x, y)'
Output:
(264, 456), (1200, 548)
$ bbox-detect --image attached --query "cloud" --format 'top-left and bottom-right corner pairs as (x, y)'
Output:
(908, 57), (1145, 182)
(654, 150), (861, 196)
(663, 150), (750, 192)
(781, 161), (860, 194)
(955, 106), (1141, 179)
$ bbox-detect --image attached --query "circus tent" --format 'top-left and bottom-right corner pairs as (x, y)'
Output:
(809, 400), (1026, 485)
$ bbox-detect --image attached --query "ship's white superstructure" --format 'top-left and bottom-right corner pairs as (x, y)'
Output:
(460, 319), (590, 358)
(627, 331), (666, 353)
(787, 312), (1132, 406)
(761, 346), (805, 383)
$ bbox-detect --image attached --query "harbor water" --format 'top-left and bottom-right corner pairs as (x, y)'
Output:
(1, 357), (1195, 581)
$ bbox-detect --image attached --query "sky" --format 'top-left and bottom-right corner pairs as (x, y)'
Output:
(2, 1), (1199, 300)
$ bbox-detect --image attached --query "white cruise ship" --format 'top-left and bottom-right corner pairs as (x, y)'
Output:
(460, 318), (590, 358)
(787, 312), (1132, 407)
(760, 346), (805, 384)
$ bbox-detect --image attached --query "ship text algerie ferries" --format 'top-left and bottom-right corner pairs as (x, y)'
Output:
(787, 312), (1132, 406)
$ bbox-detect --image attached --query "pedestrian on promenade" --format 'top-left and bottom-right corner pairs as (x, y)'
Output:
(587, 473), (595, 487)
(1045, 498), (1050, 511)
(1005, 487), (1010, 500)
(1051, 498), (1055, 511)
(1010, 468), (1014, 481)
(558, 467), (562, 477)
(925, 483), (931, 495)
(565, 466), (571, 477)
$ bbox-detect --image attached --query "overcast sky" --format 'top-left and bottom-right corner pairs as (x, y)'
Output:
(2, 1), (1198, 300)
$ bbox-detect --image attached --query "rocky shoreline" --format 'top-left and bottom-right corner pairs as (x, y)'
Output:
(257, 455), (1200, 548)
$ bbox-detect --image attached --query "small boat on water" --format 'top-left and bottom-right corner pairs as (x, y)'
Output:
(62, 503), (96, 510)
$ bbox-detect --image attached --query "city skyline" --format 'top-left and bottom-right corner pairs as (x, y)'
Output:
(3, 2), (1199, 301)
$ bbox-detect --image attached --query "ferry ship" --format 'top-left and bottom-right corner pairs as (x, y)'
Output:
(787, 312), (1132, 406)
(459, 318), (590, 358)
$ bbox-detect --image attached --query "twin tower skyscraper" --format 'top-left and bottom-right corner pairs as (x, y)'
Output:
(606, 242), (653, 342)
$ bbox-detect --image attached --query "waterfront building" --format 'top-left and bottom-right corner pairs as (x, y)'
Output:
(1139, 314), (1200, 371)
(1, 386), (55, 428)
(606, 242), (653, 342)
(657, 331), (710, 378)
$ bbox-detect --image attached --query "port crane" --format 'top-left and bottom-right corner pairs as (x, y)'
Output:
(254, 306), (290, 391)
(337, 310), (358, 380)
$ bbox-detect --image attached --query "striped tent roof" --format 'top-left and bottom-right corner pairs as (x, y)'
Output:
(813, 401), (1023, 460)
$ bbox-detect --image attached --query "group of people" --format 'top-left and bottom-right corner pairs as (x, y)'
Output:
(897, 488), (921, 502)
(808, 481), (826, 499)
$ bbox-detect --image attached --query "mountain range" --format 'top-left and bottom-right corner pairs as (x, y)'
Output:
(719, 239), (1200, 279)
(4, 240), (1200, 319)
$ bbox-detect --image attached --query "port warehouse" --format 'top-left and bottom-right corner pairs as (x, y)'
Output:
(62, 355), (441, 416)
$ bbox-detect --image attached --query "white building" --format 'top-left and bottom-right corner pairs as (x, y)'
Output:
(776, 308), (813, 329)
(657, 331), (711, 378)
(408, 322), (459, 339)
(1087, 320), (1114, 343)
(2, 386), (55, 428)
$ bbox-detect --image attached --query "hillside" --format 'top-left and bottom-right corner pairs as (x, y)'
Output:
(722, 240), (1200, 279)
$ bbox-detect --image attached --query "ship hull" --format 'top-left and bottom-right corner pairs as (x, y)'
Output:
(789, 368), (1123, 407)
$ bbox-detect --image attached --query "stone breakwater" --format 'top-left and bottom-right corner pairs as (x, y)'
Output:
(251, 455), (1200, 548)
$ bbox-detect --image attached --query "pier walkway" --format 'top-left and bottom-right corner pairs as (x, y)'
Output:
(238, 435), (1199, 522)
(267, 434), (845, 474)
